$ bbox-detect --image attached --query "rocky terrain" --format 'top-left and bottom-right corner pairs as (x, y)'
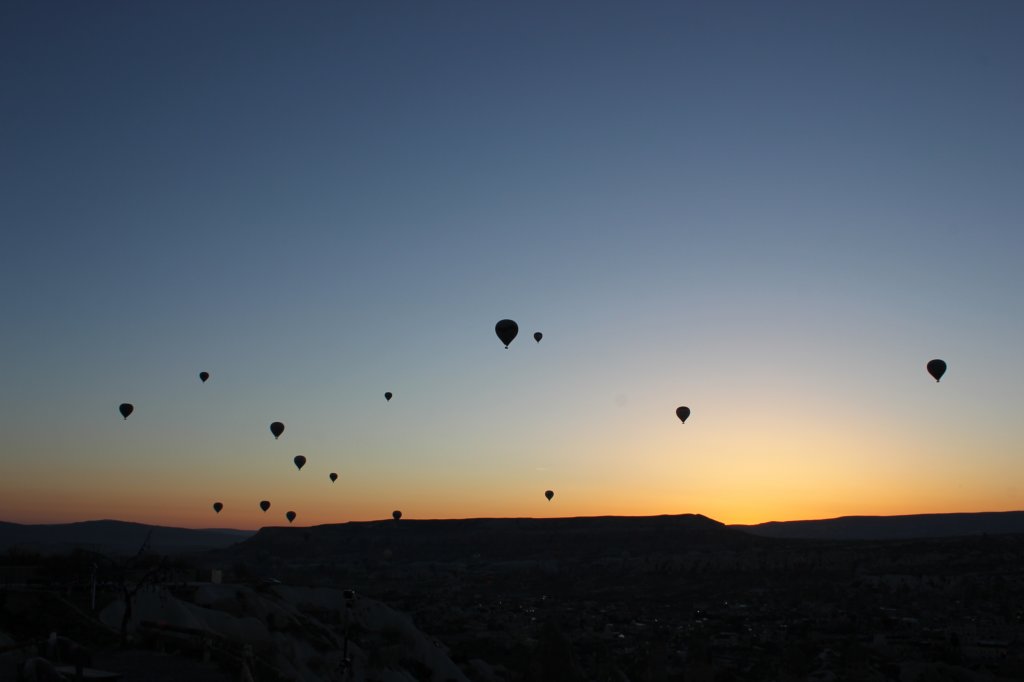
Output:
(4, 513), (1024, 680)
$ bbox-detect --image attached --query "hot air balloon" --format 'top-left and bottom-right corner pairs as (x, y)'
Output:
(270, 421), (284, 439)
(199, 371), (210, 383)
(495, 319), (518, 348)
(392, 510), (402, 521)
(286, 511), (296, 524)
(675, 406), (690, 424)
(117, 403), (134, 420)
(927, 359), (947, 382)
(212, 502), (223, 513)
(545, 490), (554, 501)
(293, 455), (306, 471)
(260, 500), (271, 512)
(329, 472), (338, 483)
(384, 392), (393, 402)
(534, 332), (543, 343)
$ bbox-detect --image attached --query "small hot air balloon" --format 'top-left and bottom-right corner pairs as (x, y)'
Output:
(118, 403), (134, 420)
(545, 490), (554, 501)
(260, 500), (271, 512)
(293, 455), (306, 471)
(384, 392), (393, 402)
(534, 332), (543, 343)
(675, 406), (690, 424)
(329, 472), (338, 483)
(212, 502), (223, 513)
(495, 319), (518, 348)
(270, 421), (284, 439)
(286, 511), (296, 524)
(927, 359), (947, 382)
(199, 371), (210, 383)
(392, 510), (402, 521)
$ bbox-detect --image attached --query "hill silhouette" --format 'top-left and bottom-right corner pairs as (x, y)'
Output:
(8, 512), (1023, 560)
(731, 510), (1024, 540)
(232, 513), (757, 563)
(0, 520), (253, 555)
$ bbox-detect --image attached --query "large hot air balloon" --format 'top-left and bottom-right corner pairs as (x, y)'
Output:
(392, 510), (402, 521)
(260, 500), (271, 512)
(534, 332), (543, 343)
(199, 371), (210, 383)
(545, 490), (554, 501)
(293, 455), (306, 471)
(286, 511), (296, 524)
(329, 472), (338, 483)
(118, 403), (134, 420)
(270, 421), (285, 439)
(212, 502), (223, 514)
(384, 392), (393, 402)
(927, 359), (947, 382)
(495, 319), (518, 348)
(675, 406), (690, 424)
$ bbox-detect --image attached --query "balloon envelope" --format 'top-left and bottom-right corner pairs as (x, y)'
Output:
(260, 500), (271, 512)
(270, 421), (284, 439)
(293, 455), (306, 470)
(675, 406), (690, 424)
(118, 403), (134, 420)
(545, 490), (554, 501)
(495, 319), (518, 348)
(534, 332), (543, 343)
(392, 510), (402, 521)
(329, 472), (338, 483)
(384, 392), (393, 402)
(199, 371), (209, 383)
(927, 359), (947, 382)
(286, 511), (296, 523)
(212, 502), (223, 513)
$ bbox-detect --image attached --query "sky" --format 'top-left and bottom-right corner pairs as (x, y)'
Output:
(2, 1), (1023, 529)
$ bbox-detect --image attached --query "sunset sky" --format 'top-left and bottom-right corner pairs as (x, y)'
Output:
(2, 1), (1023, 529)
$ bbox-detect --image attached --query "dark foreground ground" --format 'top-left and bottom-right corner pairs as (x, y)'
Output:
(3, 515), (1024, 680)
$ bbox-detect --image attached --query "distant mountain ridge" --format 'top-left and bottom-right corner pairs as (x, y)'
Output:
(0, 519), (255, 555)
(731, 511), (1024, 540)
(7, 511), (1022, 558)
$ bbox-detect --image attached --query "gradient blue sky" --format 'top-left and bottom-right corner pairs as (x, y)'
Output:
(2, 1), (1023, 528)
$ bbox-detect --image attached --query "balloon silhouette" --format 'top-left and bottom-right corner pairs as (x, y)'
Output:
(293, 455), (306, 471)
(534, 332), (543, 343)
(927, 359), (947, 382)
(495, 319), (518, 348)
(675, 406), (690, 424)
(329, 472), (338, 483)
(260, 500), (271, 512)
(384, 392), (393, 402)
(199, 371), (209, 383)
(118, 403), (134, 420)
(545, 490), (554, 501)
(212, 502), (223, 513)
(270, 421), (284, 439)
(392, 510), (402, 521)
(286, 511), (296, 524)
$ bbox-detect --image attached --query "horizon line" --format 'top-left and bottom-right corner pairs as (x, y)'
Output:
(5, 508), (1024, 533)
